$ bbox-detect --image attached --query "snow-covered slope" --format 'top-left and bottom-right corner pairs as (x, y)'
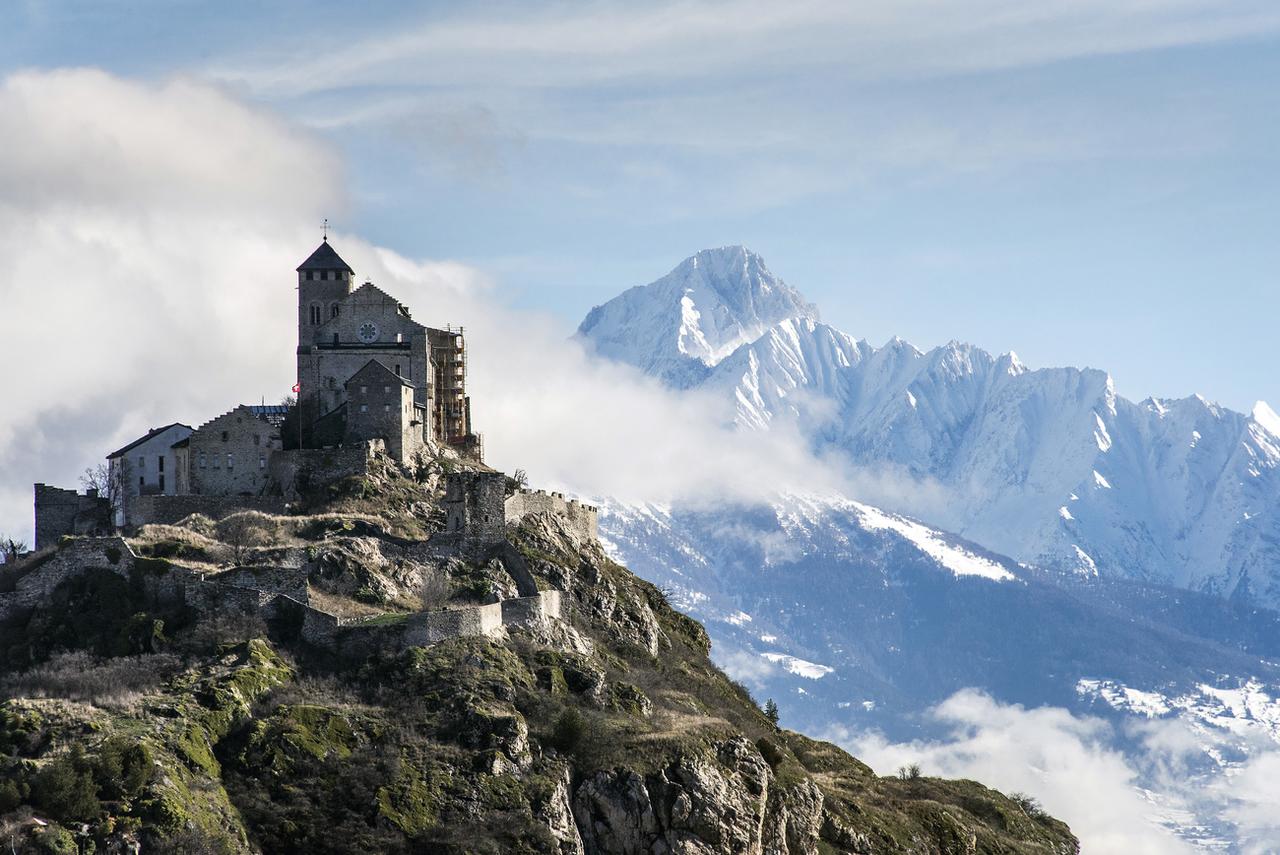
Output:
(578, 248), (1280, 608)
(575, 246), (818, 387)
(597, 494), (1280, 851)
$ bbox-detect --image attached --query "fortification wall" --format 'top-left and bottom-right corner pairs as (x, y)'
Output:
(443, 471), (506, 543)
(501, 590), (561, 626)
(402, 601), (504, 646)
(131, 495), (287, 527)
(505, 490), (598, 543)
(2, 535), (564, 655)
(33, 484), (111, 550)
(0, 538), (135, 624)
(269, 442), (379, 500)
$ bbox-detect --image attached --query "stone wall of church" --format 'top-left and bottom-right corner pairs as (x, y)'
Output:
(188, 407), (281, 497)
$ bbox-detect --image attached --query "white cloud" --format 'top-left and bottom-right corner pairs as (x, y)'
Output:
(831, 689), (1280, 853)
(0, 67), (847, 545)
(0, 69), (345, 545)
(214, 1), (1280, 97)
(837, 690), (1196, 854)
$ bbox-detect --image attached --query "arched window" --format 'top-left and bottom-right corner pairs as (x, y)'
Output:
(309, 304), (321, 325)
(330, 304), (340, 319)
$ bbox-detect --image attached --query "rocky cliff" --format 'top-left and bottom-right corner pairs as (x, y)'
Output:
(0, 456), (1077, 854)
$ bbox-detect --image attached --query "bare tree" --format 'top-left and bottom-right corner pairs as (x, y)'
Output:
(80, 463), (109, 495)
(217, 514), (272, 565)
(0, 536), (27, 565)
(512, 469), (529, 489)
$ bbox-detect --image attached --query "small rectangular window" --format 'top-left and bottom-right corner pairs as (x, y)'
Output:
(138, 456), (145, 469)
(138, 476), (144, 488)
(254, 434), (260, 446)
(221, 431), (229, 442)
(360, 385), (367, 394)
(384, 385), (391, 394)
(384, 404), (391, 412)
(395, 364), (401, 376)
(259, 456), (266, 469)
(159, 474), (165, 491)
(199, 453), (206, 468)
(227, 453), (234, 468)
(359, 404), (368, 413)
(158, 456), (164, 472)
(306, 271), (314, 281)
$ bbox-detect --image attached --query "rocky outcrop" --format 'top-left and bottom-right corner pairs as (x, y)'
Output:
(570, 738), (827, 855)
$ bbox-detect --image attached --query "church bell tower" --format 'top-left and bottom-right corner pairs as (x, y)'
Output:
(296, 237), (355, 346)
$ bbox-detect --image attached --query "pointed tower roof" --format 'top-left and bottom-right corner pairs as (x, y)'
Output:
(297, 240), (354, 273)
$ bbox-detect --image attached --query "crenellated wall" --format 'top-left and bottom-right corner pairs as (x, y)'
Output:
(505, 489), (598, 543)
(33, 485), (111, 550)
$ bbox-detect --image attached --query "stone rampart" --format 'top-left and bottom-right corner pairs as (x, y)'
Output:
(505, 490), (598, 543)
(269, 442), (380, 500)
(501, 590), (561, 626)
(33, 484), (111, 550)
(2, 534), (564, 654)
(443, 471), (506, 544)
(131, 495), (287, 527)
(0, 538), (135, 623)
(402, 601), (504, 646)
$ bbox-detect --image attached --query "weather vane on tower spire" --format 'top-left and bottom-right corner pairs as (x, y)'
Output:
(322, 218), (329, 241)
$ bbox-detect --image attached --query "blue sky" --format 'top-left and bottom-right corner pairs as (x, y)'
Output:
(6, 0), (1280, 409)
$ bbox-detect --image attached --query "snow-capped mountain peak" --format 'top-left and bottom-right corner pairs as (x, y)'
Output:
(1251, 400), (1280, 438)
(575, 246), (817, 386)
(579, 250), (1280, 609)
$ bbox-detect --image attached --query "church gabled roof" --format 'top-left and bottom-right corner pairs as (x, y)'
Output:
(297, 240), (354, 273)
(346, 359), (413, 388)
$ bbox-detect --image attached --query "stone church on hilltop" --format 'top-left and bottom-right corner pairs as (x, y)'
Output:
(33, 239), (481, 547)
(294, 239), (477, 459)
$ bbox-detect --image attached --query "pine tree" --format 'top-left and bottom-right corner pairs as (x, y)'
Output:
(764, 698), (780, 726)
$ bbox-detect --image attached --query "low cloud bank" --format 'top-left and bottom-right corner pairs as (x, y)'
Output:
(832, 689), (1280, 854)
(0, 68), (847, 547)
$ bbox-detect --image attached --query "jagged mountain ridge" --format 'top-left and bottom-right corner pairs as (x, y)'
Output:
(575, 246), (818, 387)
(576, 247), (1280, 608)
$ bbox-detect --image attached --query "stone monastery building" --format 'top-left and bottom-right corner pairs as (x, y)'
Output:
(34, 240), (481, 548)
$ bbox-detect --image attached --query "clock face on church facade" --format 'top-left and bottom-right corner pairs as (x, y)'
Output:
(358, 322), (380, 343)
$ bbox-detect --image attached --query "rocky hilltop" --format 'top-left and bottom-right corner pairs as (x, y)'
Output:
(0, 450), (1076, 854)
